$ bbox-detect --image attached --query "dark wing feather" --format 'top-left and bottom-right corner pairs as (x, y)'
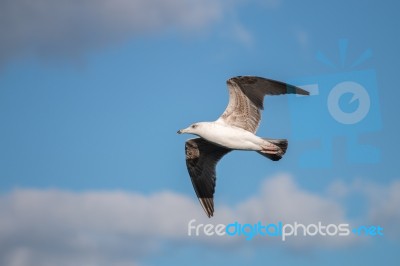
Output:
(219, 76), (309, 133)
(185, 138), (231, 218)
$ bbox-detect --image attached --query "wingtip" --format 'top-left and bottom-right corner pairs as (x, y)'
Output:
(299, 88), (310, 96)
(199, 197), (214, 218)
(287, 84), (310, 96)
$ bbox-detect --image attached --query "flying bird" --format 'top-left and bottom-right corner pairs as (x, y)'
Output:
(177, 76), (309, 217)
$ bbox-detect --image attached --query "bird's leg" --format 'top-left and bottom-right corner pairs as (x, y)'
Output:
(260, 142), (280, 154)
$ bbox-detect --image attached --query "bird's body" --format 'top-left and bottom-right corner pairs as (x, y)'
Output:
(190, 121), (265, 151)
(178, 76), (309, 217)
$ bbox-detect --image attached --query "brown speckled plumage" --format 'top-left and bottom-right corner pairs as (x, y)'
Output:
(182, 76), (309, 217)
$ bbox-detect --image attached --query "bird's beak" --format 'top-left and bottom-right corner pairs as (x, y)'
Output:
(178, 126), (190, 134)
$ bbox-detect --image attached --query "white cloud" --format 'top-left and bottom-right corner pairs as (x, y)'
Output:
(233, 174), (360, 248)
(0, 189), (197, 266)
(0, 0), (288, 64)
(237, 174), (345, 223)
(1, 174), (396, 265)
(351, 179), (400, 238)
(367, 180), (400, 225)
(0, 0), (223, 63)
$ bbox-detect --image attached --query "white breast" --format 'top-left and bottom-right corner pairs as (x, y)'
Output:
(199, 122), (263, 150)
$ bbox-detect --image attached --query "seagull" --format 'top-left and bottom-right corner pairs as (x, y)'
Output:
(177, 76), (309, 217)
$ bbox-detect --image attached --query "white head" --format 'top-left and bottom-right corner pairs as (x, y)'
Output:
(177, 122), (207, 136)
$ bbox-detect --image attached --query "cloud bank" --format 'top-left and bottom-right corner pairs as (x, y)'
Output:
(0, 174), (398, 265)
(0, 0), (287, 64)
(0, 0), (223, 63)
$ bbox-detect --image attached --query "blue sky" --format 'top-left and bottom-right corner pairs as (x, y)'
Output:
(0, 0), (399, 265)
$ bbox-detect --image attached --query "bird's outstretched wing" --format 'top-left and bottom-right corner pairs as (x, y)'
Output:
(218, 76), (309, 133)
(185, 138), (231, 217)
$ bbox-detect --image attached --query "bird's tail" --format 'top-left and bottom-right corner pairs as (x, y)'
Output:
(257, 138), (288, 161)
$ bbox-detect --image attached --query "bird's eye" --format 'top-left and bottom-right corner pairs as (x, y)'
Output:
(191, 124), (197, 129)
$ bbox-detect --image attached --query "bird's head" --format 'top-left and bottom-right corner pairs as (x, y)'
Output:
(177, 122), (204, 135)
